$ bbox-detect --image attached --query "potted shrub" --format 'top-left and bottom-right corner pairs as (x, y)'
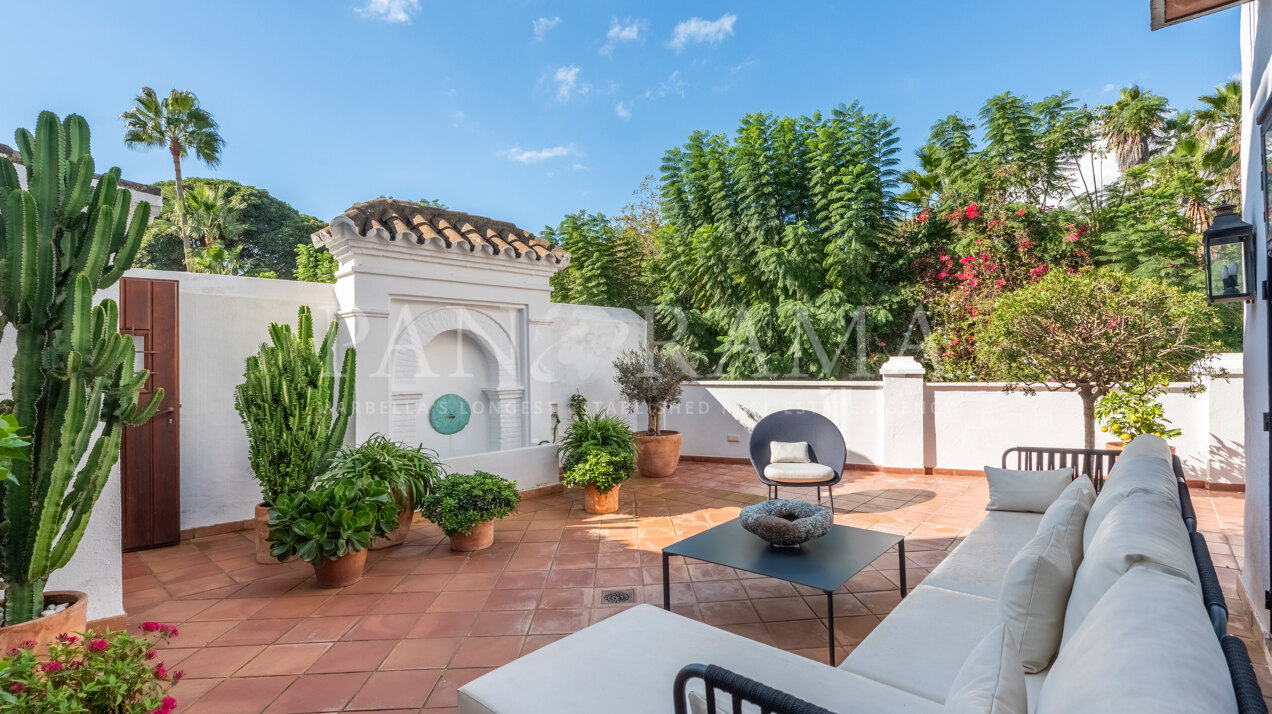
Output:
(0, 113), (162, 647)
(614, 347), (687, 478)
(559, 411), (637, 514)
(0, 624), (183, 712)
(322, 434), (443, 549)
(1095, 384), (1181, 452)
(420, 472), (521, 551)
(235, 306), (356, 563)
(266, 476), (399, 587)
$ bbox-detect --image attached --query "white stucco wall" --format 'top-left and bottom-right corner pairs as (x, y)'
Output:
(1241, 0), (1272, 639)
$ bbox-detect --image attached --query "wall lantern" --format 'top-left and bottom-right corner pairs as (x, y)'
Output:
(1202, 203), (1257, 304)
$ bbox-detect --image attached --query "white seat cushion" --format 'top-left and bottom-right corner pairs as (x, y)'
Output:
(998, 526), (1073, 673)
(1083, 435), (1178, 551)
(921, 511), (1043, 600)
(764, 462), (834, 483)
(984, 467), (1073, 513)
(1062, 490), (1200, 643)
(942, 625), (1028, 714)
(458, 604), (940, 714)
(1036, 567), (1238, 714)
(839, 585), (1000, 703)
(1033, 476), (1094, 569)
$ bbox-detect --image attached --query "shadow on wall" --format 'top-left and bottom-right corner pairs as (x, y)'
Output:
(1197, 436), (1246, 485)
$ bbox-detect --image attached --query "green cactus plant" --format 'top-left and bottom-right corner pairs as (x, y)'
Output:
(234, 306), (355, 506)
(0, 111), (163, 626)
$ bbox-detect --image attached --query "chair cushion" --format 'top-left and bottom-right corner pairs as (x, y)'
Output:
(763, 462), (834, 483)
(1062, 490), (1200, 643)
(998, 526), (1073, 673)
(921, 511), (1044, 600)
(1033, 475), (1094, 570)
(769, 441), (810, 463)
(942, 625), (1028, 714)
(1035, 566), (1238, 714)
(984, 467), (1073, 513)
(839, 585), (1000, 703)
(1083, 435), (1178, 551)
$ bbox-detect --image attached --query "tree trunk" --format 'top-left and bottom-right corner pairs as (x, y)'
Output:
(648, 404), (661, 436)
(170, 142), (193, 269)
(1080, 387), (1096, 451)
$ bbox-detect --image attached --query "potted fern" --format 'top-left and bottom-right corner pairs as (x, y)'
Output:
(235, 306), (356, 564)
(614, 348), (687, 478)
(322, 434), (442, 549)
(559, 411), (636, 514)
(266, 476), (399, 587)
(420, 472), (520, 551)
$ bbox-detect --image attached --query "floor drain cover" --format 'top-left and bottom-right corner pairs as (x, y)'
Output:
(601, 588), (635, 604)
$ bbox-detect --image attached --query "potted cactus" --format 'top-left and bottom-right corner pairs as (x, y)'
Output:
(234, 306), (355, 563)
(0, 113), (163, 646)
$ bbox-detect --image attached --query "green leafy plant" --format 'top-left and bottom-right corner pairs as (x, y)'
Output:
(419, 472), (520, 537)
(322, 434), (442, 507)
(294, 243), (337, 283)
(559, 411), (636, 472)
(266, 477), (398, 564)
(0, 112), (163, 626)
(0, 625), (181, 713)
(1095, 385), (1181, 444)
(567, 393), (588, 423)
(234, 306), (355, 506)
(561, 449), (634, 495)
(614, 348), (686, 436)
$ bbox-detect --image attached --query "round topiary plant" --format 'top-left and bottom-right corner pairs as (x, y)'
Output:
(419, 471), (521, 537)
(562, 448), (636, 495)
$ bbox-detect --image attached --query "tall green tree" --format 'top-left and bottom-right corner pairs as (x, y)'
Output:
(1100, 85), (1169, 170)
(153, 182), (248, 248)
(545, 211), (644, 308)
(1193, 80), (1243, 194)
(121, 87), (224, 267)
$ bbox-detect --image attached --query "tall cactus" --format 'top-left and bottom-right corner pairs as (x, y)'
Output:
(234, 306), (355, 506)
(0, 112), (163, 626)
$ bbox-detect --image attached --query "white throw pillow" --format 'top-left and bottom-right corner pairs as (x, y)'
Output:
(983, 467), (1073, 513)
(769, 441), (810, 463)
(942, 625), (1028, 714)
(1062, 490), (1200, 643)
(1034, 475), (1095, 568)
(1082, 436), (1178, 551)
(1036, 566), (1237, 714)
(998, 525), (1074, 673)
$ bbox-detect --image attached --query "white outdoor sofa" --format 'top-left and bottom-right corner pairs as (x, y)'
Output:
(458, 436), (1263, 714)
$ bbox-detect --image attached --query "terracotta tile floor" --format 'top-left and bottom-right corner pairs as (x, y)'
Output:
(123, 462), (1263, 713)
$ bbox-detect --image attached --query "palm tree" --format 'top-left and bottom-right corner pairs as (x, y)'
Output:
(121, 87), (225, 268)
(185, 183), (249, 247)
(1194, 80), (1242, 191)
(1101, 85), (1169, 170)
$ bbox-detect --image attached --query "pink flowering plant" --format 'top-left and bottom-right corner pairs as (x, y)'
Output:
(0, 624), (182, 713)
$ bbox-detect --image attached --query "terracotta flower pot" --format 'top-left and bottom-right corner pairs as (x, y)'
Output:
(584, 483), (620, 514)
(254, 503), (275, 564)
(371, 496), (414, 550)
(0, 591), (87, 653)
(633, 430), (682, 478)
(313, 549), (368, 588)
(449, 520), (495, 552)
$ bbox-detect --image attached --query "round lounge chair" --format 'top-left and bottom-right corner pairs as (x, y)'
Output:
(748, 410), (846, 512)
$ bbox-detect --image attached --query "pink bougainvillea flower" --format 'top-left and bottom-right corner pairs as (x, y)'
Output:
(1016, 208), (1026, 216)
(89, 639), (109, 652)
(965, 203), (981, 219)
(939, 254), (950, 262)
(995, 279), (1005, 286)
(937, 272), (948, 278)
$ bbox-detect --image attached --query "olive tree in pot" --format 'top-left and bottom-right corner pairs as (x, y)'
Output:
(420, 472), (520, 551)
(266, 476), (399, 587)
(559, 411), (636, 514)
(234, 306), (355, 563)
(322, 434), (443, 549)
(0, 113), (163, 646)
(614, 348), (686, 478)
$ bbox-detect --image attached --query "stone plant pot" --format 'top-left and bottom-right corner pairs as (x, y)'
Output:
(371, 497), (414, 550)
(449, 520), (495, 552)
(0, 591), (87, 653)
(584, 483), (620, 515)
(634, 430), (682, 478)
(313, 550), (368, 588)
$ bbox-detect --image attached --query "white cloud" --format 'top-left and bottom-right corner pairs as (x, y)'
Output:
(355, 0), (419, 23)
(1102, 83), (1116, 93)
(659, 70), (688, 98)
(600, 17), (646, 55)
(572, 163), (589, 171)
(615, 100), (632, 119)
(670, 13), (736, 50)
(533, 16), (562, 40)
(553, 65), (590, 101)
(501, 146), (576, 164)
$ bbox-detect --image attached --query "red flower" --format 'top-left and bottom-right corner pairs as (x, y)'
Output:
(154, 662), (169, 681)
(1016, 209), (1026, 216)
(146, 649), (157, 659)
(173, 670), (185, 683)
(965, 203), (981, 220)
(89, 639), (109, 652)
(995, 279), (1005, 286)
(141, 622), (162, 632)
(56, 633), (79, 644)
(18, 640), (36, 650)
(41, 661), (63, 673)
(9, 682), (27, 694)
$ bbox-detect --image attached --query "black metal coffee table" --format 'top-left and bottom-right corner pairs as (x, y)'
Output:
(661, 520), (906, 665)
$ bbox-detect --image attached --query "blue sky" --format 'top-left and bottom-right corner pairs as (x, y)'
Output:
(1, 1), (1241, 233)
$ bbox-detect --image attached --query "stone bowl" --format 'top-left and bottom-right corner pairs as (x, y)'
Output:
(739, 499), (833, 547)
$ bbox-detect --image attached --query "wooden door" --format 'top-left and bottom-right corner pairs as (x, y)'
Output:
(119, 277), (181, 551)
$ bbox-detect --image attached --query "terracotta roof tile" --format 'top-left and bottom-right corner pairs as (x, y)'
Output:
(317, 198), (567, 265)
